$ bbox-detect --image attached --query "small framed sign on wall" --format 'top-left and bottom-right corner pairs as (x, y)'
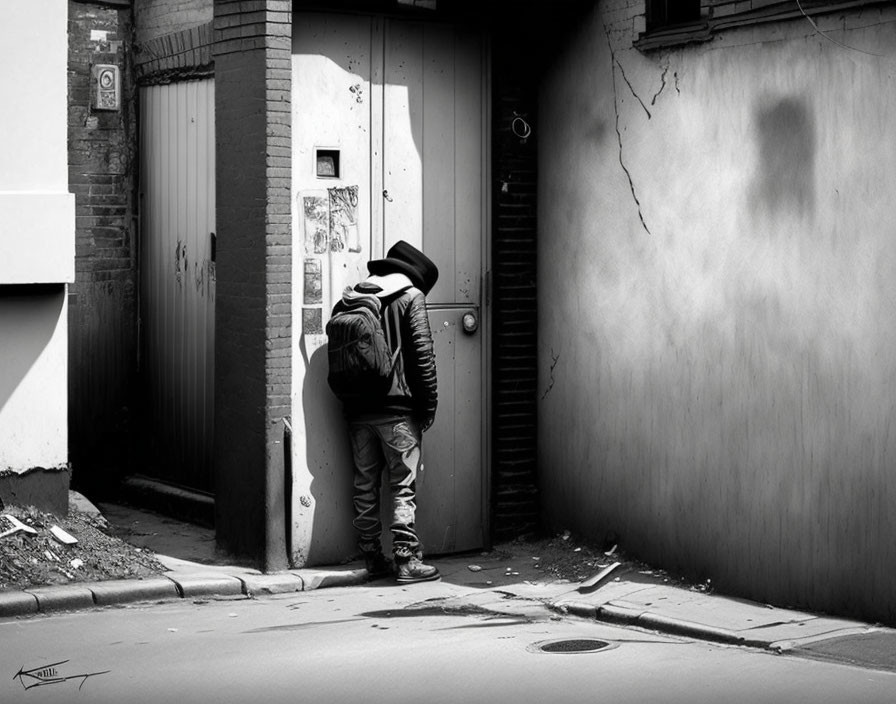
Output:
(91, 64), (120, 111)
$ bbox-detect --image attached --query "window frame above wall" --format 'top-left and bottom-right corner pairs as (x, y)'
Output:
(646, 0), (703, 33)
(636, 0), (894, 51)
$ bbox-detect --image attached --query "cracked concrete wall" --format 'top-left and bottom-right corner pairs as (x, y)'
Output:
(537, 1), (896, 625)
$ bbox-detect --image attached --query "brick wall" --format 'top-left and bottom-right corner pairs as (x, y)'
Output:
(213, 0), (292, 570)
(134, 0), (211, 45)
(135, 21), (213, 84)
(490, 27), (540, 541)
(68, 1), (139, 496)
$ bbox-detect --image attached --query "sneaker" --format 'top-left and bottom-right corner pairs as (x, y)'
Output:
(395, 556), (440, 584)
(364, 552), (393, 581)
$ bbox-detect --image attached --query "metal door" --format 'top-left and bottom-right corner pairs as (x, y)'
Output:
(381, 20), (488, 553)
(139, 79), (216, 492)
(291, 13), (489, 562)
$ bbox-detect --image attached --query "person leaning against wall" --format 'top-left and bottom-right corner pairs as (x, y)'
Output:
(327, 240), (441, 584)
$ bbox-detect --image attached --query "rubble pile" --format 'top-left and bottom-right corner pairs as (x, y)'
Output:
(501, 529), (708, 592)
(0, 501), (166, 591)
(534, 531), (624, 582)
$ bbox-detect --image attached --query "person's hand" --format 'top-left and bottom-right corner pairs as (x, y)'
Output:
(420, 414), (435, 433)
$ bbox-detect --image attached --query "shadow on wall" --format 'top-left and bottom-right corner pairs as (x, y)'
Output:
(751, 96), (816, 219)
(0, 286), (64, 419)
(301, 341), (357, 566)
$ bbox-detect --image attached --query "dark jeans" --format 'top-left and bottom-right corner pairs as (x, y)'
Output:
(348, 414), (423, 561)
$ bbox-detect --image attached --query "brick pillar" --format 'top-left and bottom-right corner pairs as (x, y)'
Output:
(213, 0), (291, 570)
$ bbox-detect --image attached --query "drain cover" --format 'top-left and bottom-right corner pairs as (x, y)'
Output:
(530, 638), (616, 654)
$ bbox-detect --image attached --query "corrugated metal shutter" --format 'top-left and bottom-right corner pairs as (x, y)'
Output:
(138, 79), (215, 492)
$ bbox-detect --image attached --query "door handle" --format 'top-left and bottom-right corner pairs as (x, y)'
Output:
(462, 311), (478, 335)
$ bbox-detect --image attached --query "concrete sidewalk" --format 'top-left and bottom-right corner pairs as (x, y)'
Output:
(1, 498), (893, 671)
(546, 577), (883, 654)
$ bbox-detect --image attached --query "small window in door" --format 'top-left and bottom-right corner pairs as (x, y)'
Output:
(316, 149), (340, 179)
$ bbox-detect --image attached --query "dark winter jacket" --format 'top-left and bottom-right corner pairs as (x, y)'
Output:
(341, 282), (438, 429)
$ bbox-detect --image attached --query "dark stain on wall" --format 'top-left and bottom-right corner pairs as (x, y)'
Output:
(588, 116), (609, 145)
(752, 97), (816, 217)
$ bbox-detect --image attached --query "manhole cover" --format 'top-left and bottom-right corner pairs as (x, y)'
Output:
(529, 638), (617, 654)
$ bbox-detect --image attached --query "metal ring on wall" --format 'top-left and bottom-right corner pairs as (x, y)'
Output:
(512, 115), (532, 140)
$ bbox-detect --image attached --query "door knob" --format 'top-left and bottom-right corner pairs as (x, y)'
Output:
(462, 311), (478, 335)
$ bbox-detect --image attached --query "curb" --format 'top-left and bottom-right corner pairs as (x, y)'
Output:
(89, 577), (180, 606)
(295, 568), (368, 590)
(240, 573), (305, 596)
(0, 568), (370, 618)
(168, 573), (245, 598)
(0, 591), (38, 617)
(551, 599), (775, 651)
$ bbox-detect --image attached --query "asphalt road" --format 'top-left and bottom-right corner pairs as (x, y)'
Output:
(1, 582), (894, 704)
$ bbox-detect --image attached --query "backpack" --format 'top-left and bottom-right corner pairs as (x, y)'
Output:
(326, 286), (405, 402)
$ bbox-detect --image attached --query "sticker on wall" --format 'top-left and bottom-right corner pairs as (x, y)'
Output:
(304, 258), (322, 304)
(303, 308), (323, 335)
(303, 196), (329, 254)
(328, 185), (361, 254)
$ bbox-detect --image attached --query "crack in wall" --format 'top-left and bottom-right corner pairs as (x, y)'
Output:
(542, 349), (560, 400)
(603, 21), (652, 236)
(651, 65), (669, 106)
(615, 58), (651, 119)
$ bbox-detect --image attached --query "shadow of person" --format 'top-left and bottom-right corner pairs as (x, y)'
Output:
(300, 341), (359, 566)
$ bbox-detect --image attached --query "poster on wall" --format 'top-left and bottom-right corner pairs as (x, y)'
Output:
(297, 185), (363, 355)
(304, 258), (322, 304)
(302, 307), (323, 335)
(303, 195), (329, 254)
(328, 185), (361, 254)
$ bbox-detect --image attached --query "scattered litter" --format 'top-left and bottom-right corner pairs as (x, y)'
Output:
(577, 561), (622, 593)
(486, 580), (492, 585)
(693, 578), (713, 594)
(573, 547), (582, 552)
(50, 525), (78, 545)
(531, 556), (540, 561)
(467, 565), (482, 572)
(70, 558), (84, 569)
(561, 530), (571, 541)
(640, 570), (653, 575)
(0, 515), (37, 539)
(168, 628), (178, 632)
(228, 613), (239, 618)
(44, 550), (59, 562)
(604, 544), (618, 557)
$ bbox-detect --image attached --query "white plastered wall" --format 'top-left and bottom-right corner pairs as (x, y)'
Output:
(0, 0), (73, 472)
